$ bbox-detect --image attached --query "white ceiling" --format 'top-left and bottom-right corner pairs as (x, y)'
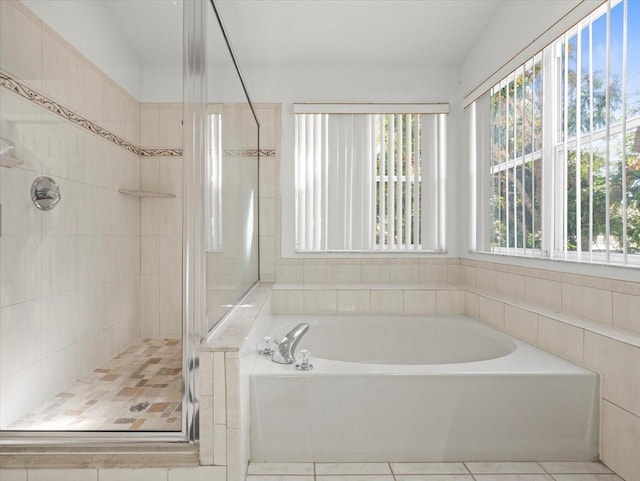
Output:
(23, 0), (506, 99)
(101, 0), (183, 70)
(214, 0), (504, 66)
(100, 0), (506, 67)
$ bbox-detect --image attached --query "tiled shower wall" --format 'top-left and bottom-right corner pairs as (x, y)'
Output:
(0, 0), (179, 427)
(139, 103), (183, 339)
(206, 103), (261, 327)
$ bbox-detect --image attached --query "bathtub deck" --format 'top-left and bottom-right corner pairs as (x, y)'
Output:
(7, 338), (182, 431)
(250, 314), (599, 462)
(247, 461), (621, 481)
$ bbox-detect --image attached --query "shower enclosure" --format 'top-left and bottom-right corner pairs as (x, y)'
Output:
(0, 0), (258, 442)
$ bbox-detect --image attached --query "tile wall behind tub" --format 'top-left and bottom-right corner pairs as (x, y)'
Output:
(255, 102), (462, 310)
(206, 103), (262, 327)
(139, 103), (183, 339)
(460, 258), (640, 481)
(0, 0), (142, 428)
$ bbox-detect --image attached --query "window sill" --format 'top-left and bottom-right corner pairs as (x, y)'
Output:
(465, 250), (640, 282)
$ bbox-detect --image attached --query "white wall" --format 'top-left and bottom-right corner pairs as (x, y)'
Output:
(208, 62), (463, 259)
(20, 0), (183, 102)
(459, 0), (582, 99)
(21, 0), (143, 99)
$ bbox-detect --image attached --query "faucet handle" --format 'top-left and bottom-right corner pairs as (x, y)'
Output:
(258, 336), (274, 356)
(295, 349), (313, 371)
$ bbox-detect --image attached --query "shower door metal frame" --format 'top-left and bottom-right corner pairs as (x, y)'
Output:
(0, 0), (205, 445)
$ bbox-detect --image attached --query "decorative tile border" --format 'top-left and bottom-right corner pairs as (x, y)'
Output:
(223, 149), (275, 158)
(1, 71), (182, 157)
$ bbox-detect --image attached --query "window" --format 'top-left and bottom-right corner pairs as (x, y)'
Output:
(473, 0), (640, 266)
(294, 104), (448, 252)
(206, 112), (222, 252)
(490, 55), (543, 253)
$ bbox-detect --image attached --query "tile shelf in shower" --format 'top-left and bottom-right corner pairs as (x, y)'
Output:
(118, 189), (176, 198)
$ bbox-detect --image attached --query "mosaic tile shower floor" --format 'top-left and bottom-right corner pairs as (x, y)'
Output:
(9, 339), (182, 431)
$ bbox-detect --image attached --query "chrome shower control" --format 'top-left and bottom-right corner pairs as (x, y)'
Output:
(258, 336), (274, 356)
(31, 176), (61, 211)
(295, 349), (313, 371)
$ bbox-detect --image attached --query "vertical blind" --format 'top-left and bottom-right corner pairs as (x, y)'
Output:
(294, 105), (447, 252)
(474, 0), (640, 266)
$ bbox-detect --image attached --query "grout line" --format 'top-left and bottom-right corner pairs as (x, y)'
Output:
(388, 462), (396, 481)
(604, 397), (640, 419)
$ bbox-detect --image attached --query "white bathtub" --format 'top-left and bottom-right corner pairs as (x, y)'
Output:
(249, 314), (599, 462)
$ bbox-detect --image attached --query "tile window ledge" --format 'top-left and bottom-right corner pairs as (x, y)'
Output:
(467, 288), (640, 350)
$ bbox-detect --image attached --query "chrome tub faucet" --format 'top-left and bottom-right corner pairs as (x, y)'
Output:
(272, 323), (309, 364)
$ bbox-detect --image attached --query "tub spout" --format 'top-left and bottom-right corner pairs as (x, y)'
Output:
(272, 323), (309, 364)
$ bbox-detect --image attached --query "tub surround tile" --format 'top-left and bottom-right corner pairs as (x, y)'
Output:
(198, 395), (214, 465)
(332, 264), (362, 284)
(248, 463), (315, 476)
(276, 264), (304, 284)
(601, 400), (640, 481)
(465, 463), (545, 474)
(362, 264), (390, 284)
(403, 290), (437, 314)
(247, 477), (314, 481)
(612, 292), (640, 334)
(504, 305), (538, 344)
(391, 463), (468, 475)
(213, 424), (227, 466)
(478, 296), (505, 329)
(537, 315), (584, 362)
(436, 290), (464, 314)
(212, 352), (226, 425)
(538, 463), (612, 474)
(226, 428), (242, 481)
(464, 291), (480, 318)
(27, 469), (98, 481)
(497, 272), (526, 301)
(0, 471), (27, 481)
(390, 264), (420, 284)
(272, 290), (304, 313)
(167, 466), (226, 481)
(475, 268), (499, 294)
(550, 476), (624, 481)
(525, 277), (562, 311)
(395, 474), (474, 481)
(337, 290), (370, 313)
(370, 289), (403, 314)
(304, 264), (332, 284)
(315, 463), (391, 475)
(583, 332), (640, 417)
(612, 280), (640, 297)
(316, 476), (394, 481)
(472, 476), (553, 481)
(225, 357), (240, 428)
(561, 283), (612, 325)
(395, 476), (473, 481)
(303, 290), (337, 313)
(97, 468), (168, 481)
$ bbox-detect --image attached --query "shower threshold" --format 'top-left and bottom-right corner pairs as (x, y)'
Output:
(8, 339), (182, 431)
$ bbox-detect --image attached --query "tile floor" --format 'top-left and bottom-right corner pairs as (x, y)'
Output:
(246, 462), (623, 481)
(8, 339), (182, 431)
